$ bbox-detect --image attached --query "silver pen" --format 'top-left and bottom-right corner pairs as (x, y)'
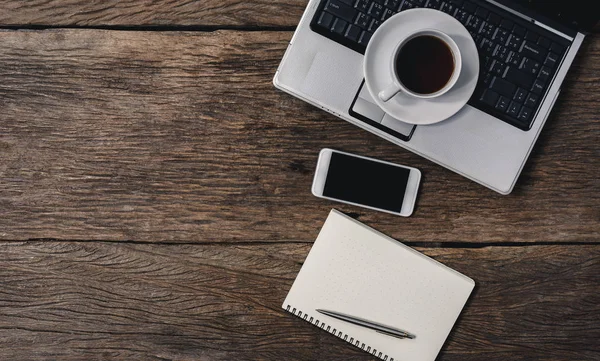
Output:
(316, 309), (416, 339)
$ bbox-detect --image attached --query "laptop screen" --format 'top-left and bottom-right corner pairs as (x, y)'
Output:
(507, 0), (599, 33)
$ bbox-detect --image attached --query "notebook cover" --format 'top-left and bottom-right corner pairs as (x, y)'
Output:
(282, 209), (475, 361)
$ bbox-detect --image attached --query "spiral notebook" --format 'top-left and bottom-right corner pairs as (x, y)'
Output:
(283, 209), (475, 361)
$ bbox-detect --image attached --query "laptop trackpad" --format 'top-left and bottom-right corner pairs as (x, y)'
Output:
(350, 81), (416, 141)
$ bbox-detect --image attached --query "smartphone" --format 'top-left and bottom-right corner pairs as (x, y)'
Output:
(312, 149), (421, 217)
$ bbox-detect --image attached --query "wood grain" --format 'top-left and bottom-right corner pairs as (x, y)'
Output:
(0, 241), (598, 361)
(0, 0), (307, 28)
(0, 29), (598, 243)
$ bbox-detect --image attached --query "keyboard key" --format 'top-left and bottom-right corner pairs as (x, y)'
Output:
(490, 59), (505, 76)
(520, 57), (540, 76)
(478, 55), (489, 66)
(345, 24), (361, 41)
(550, 42), (566, 54)
(475, 7), (488, 18)
(537, 36), (551, 48)
(475, 34), (483, 46)
(412, 0), (426, 5)
(441, 2), (458, 15)
(496, 46), (510, 63)
(504, 67), (534, 89)
(518, 106), (533, 122)
(531, 79), (545, 94)
(496, 96), (510, 111)
(538, 66), (551, 82)
(355, 12), (370, 29)
(482, 72), (493, 86)
(384, 0), (401, 10)
(398, 0), (415, 11)
(339, 0), (354, 5)
(454, 9), (470, 25)
(500, 19), (513, 30)
(449, 0), (464, 5)
(481, 55), (491, 69)
(487, 12), (501, 25)
(467, 16), (484, 32)
(513, 25), (526, 37)
(368, 2), (384, 18)
(381, 7), (395, 20)
(493, 45), (510, 62)
(358, 31), (372, 46)
(493, 28), (509, 44)
(317, 12), (334, 29)
(525, 31), (539, 42)
(426, 0), (442, 8)
(491, 76), (516, 98)
(507, 101), (521, 117)
(506, 51), (522, 67)
(544, 52), (560, 68)
(470, 16), (485, 30)
(520, 41), (547, 62)
(331, 18), (348, 35)
(480, 88), (500, 107)
(506, 34), (523, 50)
(480, 38), (495, 54)
(462, 1), (477, 12)
(325, 0), (358, 23)
(356, 0), (370, 11)
(368, 18), (381, 32)
(525, 92), (540, 108)
(480, 23), (495, 38)
(514, 88), (528, 102)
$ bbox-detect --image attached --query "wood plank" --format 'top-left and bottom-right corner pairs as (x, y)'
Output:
(0, 241), (598, 360)
(0, 29), (599, 243)
(0, 0), (307, 27)
(0, 1), (597, 31)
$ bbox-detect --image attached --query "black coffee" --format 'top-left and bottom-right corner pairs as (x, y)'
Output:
(396, 35), (455, 95)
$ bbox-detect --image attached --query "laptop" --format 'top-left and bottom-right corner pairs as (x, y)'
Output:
(273, 0), (598, 194)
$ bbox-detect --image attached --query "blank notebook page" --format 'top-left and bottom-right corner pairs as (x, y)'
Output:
(283, 209), (475, 361)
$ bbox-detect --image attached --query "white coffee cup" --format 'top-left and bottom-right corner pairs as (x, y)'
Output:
(378, 28), (462, 102)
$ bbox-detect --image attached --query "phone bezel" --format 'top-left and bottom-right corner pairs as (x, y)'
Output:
(311, 148), (421, 217)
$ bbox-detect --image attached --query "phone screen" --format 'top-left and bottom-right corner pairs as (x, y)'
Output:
(323, 152), (410, 212)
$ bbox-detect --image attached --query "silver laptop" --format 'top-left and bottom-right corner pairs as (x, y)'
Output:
(274, 0), (597, 194)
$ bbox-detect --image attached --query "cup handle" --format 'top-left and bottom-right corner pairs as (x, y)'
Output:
(378, 82), (402, 102)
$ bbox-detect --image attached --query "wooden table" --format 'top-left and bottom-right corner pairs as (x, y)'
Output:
(0, 2), (598, 360)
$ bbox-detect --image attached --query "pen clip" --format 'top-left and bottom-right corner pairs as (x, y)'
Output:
(376, 330), (415, 339)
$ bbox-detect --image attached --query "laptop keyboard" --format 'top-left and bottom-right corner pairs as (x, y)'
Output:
(310, 0), (570, 131)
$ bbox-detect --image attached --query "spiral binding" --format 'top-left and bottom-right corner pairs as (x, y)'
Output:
(285, 305), (393, 361)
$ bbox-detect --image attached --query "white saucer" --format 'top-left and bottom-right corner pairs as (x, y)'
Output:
(364, 8), (479, 125)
